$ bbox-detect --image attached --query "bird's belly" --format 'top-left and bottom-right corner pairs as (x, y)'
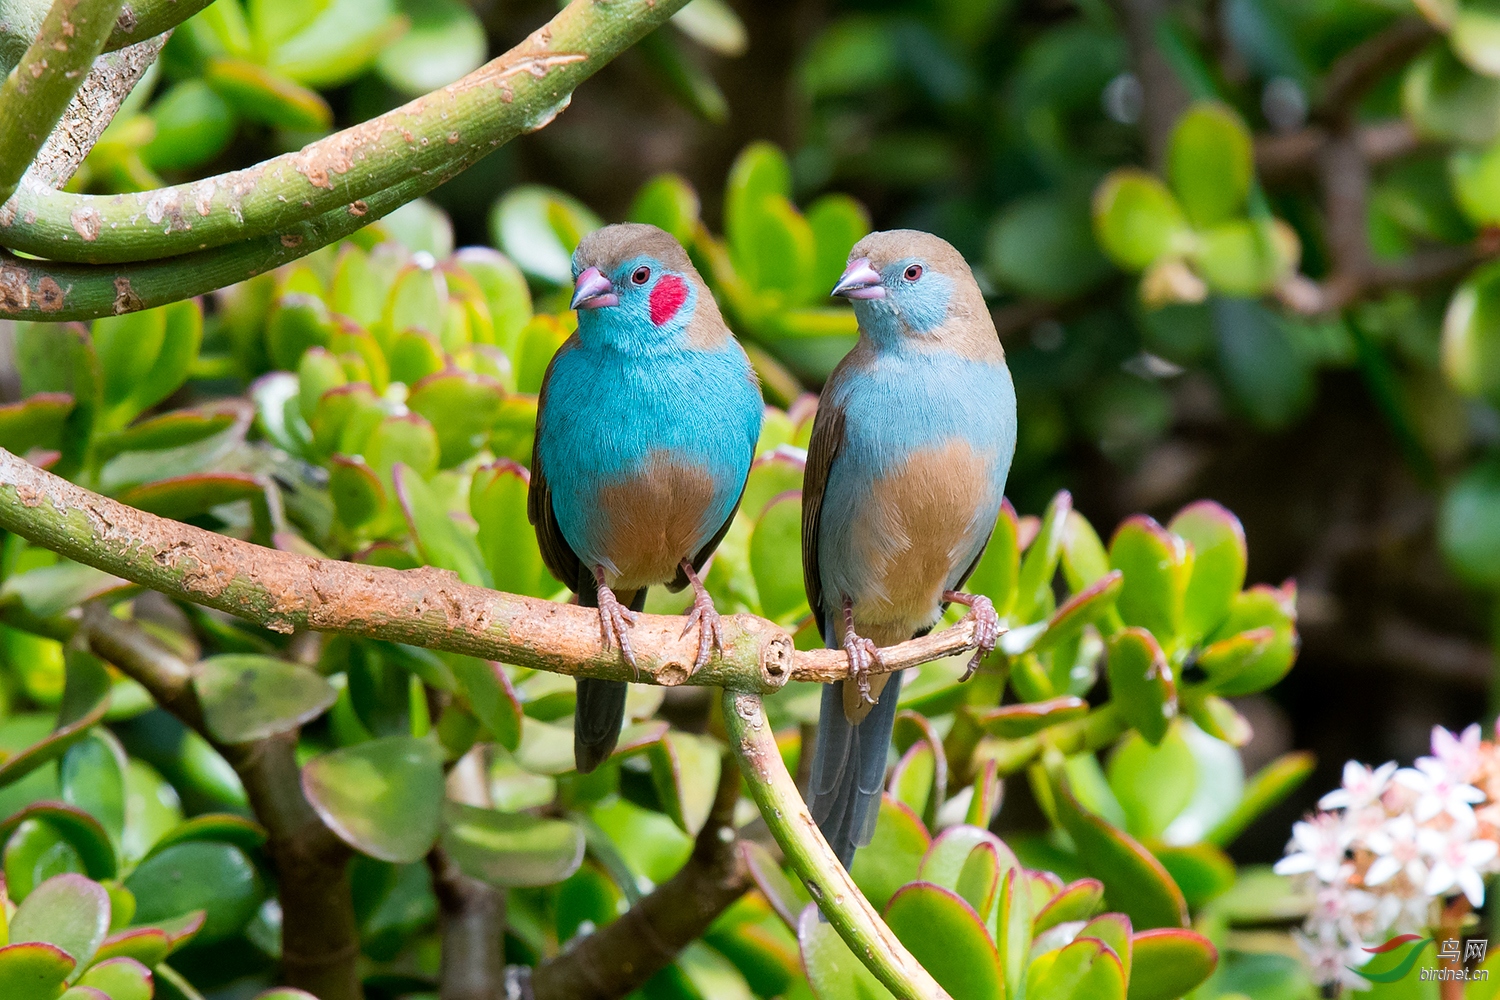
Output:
(844, 439), (995, 645)
(588, 452), (719, 591)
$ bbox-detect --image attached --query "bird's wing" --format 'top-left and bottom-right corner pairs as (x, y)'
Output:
(527, 336), (584, 591)
(801, 379), (848, 645)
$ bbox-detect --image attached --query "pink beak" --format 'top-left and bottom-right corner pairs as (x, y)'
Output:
(571, 267), (617, 310)
(831, 258), (885, 299)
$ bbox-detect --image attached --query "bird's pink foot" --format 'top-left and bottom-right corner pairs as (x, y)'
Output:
(842, 597), (883, 705)
(679, 560), (723, 673)
(945, 590), (999, 681)
(594, 569), (639, 675)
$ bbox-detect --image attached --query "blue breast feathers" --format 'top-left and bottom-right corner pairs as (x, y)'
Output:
(538, 340), (762, 573)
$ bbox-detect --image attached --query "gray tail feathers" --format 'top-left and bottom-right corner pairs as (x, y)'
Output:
(573, 580), (648, 774)
(807, 672), (904, 870)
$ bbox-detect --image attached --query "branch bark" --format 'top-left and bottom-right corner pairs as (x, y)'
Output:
(530, 752), (750, 1000)
(0, 0), (128, 206)
(0, 0), (693, 265)
(0, 449), (980, 689)
(75, 605), (364, 1000)
(1108, 0), (1190, 170)
(24, 30), (169, 190)
(723, 689), (950, 1000)
(430, 848), (508, 1000)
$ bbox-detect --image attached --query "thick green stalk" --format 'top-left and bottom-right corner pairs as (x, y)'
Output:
(0, 165), (432, 319)
(0, 0), (127, 206)
(0, 0), (692, 265)
(722, 690), (952, 1000)
(105, 0), (214, 50)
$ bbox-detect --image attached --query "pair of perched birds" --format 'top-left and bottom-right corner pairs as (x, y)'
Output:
(528, 223), (1016, 866)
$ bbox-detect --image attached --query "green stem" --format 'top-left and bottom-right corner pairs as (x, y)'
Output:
(0, 0), (127, 206)
(722, 689), (952, 1000)
(105, 0), (214, 50)
(0, 0), (692, 265)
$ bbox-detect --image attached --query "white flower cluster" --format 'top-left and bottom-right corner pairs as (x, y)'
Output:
(1276, 724), (1500, 991)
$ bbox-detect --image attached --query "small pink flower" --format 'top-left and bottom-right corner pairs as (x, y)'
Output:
(1421, 725), (1484, 785)
(1418, 826), (1499, 907)
(1297, 933), (1372, 992)
(1320, 761), (1398, 812)
(1365, 814), (1429, 889)
(1275, 813), (1351, 882)
(1394, 760), (1485, 825)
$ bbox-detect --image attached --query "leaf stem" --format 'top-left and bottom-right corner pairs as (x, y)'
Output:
(0, 0), (693, 266)
(0, 0), (128, 206)
(721, 689), (952, 1000)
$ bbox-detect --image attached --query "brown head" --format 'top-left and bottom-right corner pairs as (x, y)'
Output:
(832, 229), (1002, 360)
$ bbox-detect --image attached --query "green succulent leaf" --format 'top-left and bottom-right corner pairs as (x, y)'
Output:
(1105, 628), (1176, 745)
(1092, 170), (1189, 271)
(195, 655), (338, 744)
(796, 903), (895, 1000)
(1126, 928), (1218, 1000)
(10, 874), (110, 980)
(301, 736), (445, 863)
(0, 941), (76, 1000)
(1167, 103), (1254, 228)
(884, 881), (1003, 1000)
(126, 842), (264, 944)
(441, 802), (585, 887)
(847, 796), (928, 912)
(648, 731), (723, 837)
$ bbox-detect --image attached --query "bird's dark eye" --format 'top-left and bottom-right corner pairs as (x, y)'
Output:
(904, 264), (923, 281)
(631, 266), (652, 285)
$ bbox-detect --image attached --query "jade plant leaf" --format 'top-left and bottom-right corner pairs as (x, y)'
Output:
(750, 493), (808, 623)
(471, 461), (560, 599)
(884, 881), (1003, 1000)
(1168, 500), (1246, 642)
(195, 654), (338, 744)
(1167, 102), (1254, 228)
(59, 733), (126, 847)
(394, 464), (490, 587)
(740, 841), (804, 931)
(648, 730), (723, 836)
(1109, 517), (1191, 647)
(975, 696), (1089, 739)
(1034, 878), (1106, 932)
(145, 814), (267, 859)
(1015, 491), (1071, 621)
(126, 841), (264, 944)
(1107, 725), (1196, 841)
(1092, 170), (1189, 271)
(75, 957), (151, 1000)
(796, 903), (895, 1000)
(1126, 928), (1218, 1000)
(847, 796), (929, 912)
(441, 802), (585, 887)
(0, 941), (76, 1000)
(9, 874), (110, 980)
(0, 652), (112, 791)
(116, 473), (264, 521)
(301, 736), (445, 863)
(0, 394), (74, 456)
(1051, 776), (1188, 930)
(407, 369), (505, 469)
(1106, 628), (1176, 745)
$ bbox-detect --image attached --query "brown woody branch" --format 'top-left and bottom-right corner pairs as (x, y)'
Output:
(1314, 18), (1437, 124)
(74, 605), (363, 1000)
(0, 448), (981, 692)
(529, 752), (750, 1000)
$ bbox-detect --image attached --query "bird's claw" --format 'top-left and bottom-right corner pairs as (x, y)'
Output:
(596, 586), (640, 676)
(957, 593), (999, 682)
(680, 589), (724, 673)
(843, 632), (883, 705)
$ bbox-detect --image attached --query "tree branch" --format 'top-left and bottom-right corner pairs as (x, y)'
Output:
(74, 604), (364, 1000)
(0, 0), (128, 206)
(723, 690), (950, 1000)
(1107, 0), (1190, 170)
(1314, 18), (1437, 124)
(430, 848), (507, 1000)
(1255, 120), (1421, 182)
(104, 0), (211, 50)
(0, 449), (980, 689)
(530, 751), (750, 1000)
(24, 31), (169, 190)
(0, 0), (693, 265)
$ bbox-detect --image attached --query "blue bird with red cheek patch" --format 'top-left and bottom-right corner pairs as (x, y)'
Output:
(804, 230), (1016, 867)
(529, 223), (763, 773)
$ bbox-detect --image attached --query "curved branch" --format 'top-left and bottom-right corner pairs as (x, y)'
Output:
(0, 0), (691, 265)
(0, 449), (980, 688)
(75, 605), (363, 1000)
(723, 690), (950, 1000)
(25, 31), (171, 190)
(530, 751), (749, 999)
(0, 0), (128, 206)
(105, 0), (211, 50)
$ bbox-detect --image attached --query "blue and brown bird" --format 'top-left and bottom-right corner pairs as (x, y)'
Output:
(803, 230), (1016, 867)
(529, 223), (763, 774)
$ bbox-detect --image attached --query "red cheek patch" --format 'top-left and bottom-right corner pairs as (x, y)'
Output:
(649, 275), (689, 326)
